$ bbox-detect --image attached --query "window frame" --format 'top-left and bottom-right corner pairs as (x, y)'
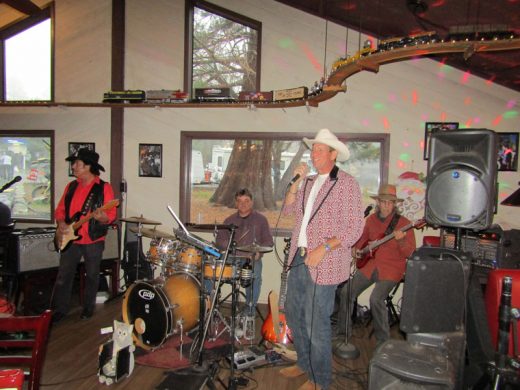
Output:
(0, 129), (55, 224)
(184, 0), (262, 98)
(180, 131), (389, 236)
(0, 5), (54, 102)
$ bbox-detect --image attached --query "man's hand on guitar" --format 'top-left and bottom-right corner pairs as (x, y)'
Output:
(394, 230), (405, 241)
(92, 208), (109, 224)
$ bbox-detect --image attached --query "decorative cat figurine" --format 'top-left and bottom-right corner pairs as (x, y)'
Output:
(98, 320), (135, 385)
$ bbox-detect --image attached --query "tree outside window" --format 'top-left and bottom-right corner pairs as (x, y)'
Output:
(187, 0), (261, 97)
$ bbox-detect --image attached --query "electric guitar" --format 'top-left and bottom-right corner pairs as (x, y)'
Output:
(53, 199), (120, 253)
(261, 238), (293, 347)
(356, 218), (426, 269)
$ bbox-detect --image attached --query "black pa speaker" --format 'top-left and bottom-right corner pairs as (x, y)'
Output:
(400, 247), (471, 334)
(425, 129), (498, 230)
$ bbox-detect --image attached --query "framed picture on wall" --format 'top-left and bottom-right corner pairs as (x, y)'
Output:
(423, 122), (459, 160)
(68, 142), (95, 176)
(498, 132), (519, 172)
(139, 143), (162, 177)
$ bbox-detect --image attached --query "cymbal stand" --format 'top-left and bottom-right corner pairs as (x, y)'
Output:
(195, 226), (237, 364)
(134, 221), (144, 280)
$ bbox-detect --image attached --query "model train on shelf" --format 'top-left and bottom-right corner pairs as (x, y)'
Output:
(331, 27), (519, 73)
(103, 86), (310, 104)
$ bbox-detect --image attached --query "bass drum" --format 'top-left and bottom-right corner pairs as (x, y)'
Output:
(122, 273), (202, 350)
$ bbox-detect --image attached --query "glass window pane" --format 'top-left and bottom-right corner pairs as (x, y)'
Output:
(185, 135), (385, 235)
(193, 7), (258, 95)
(5, 19), (51, 101)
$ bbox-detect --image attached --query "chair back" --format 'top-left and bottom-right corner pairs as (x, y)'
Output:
(0, 310), (52, 390)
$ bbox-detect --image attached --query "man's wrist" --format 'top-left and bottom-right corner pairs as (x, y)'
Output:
(323, 243), (331, 252)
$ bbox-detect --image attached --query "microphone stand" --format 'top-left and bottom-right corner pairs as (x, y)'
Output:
(333, 262), (360, 359)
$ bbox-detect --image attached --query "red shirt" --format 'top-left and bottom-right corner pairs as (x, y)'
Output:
(355, 212), (417, 282)
(55, 177), (116, 244)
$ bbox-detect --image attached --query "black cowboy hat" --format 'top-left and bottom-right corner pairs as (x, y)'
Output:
(65, 148), (105, 172)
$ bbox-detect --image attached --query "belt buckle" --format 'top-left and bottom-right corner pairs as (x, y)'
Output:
(300, 247), (306, 257)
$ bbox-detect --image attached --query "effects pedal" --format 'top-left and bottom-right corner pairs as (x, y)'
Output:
(232, 346), (266, 370)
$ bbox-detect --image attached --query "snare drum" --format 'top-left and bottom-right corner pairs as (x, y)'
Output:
(174, 246), (202, 273)
(203, 256), (246, 281)
(146, 238), (179, 267)
(122, 273), (204, 349)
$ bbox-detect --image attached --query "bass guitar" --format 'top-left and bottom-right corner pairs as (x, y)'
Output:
(53, 199), (120, 253)
(356, 218), (426, 269)
(261, 238), (294, 356)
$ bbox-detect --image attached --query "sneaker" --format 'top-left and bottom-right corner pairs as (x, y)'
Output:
(80, 307), (94, 320)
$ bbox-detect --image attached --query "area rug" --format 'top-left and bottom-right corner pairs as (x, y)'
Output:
(135, 333), (231, 370)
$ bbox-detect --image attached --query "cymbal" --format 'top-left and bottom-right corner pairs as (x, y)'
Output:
(236, 243), (273, 253)
(185, 223), (237, 231)
(130, 227), (175, 240)
(120, 215), (162, 225)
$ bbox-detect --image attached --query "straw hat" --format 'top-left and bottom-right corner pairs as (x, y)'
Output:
(303, 128), (350, 162)
(370, 184), (403, 202)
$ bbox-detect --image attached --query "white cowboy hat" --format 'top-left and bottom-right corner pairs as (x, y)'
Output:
(303, 128), (350, 162)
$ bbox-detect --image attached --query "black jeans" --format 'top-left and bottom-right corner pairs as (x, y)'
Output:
(52, 241), (104, 314)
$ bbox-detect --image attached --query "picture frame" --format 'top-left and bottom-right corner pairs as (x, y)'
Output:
(423, 122), (459, 160)
(68, 142), (95, 176)
(497, 132), (519, 172)
(139, 143), (162, 177)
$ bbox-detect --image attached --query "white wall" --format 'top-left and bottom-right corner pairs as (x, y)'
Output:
(1, 0), (519, 306)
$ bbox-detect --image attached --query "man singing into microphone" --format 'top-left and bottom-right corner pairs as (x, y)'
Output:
(280, 128), (364, 390)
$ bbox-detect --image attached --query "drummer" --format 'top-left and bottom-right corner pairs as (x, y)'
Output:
(216, 188), (273, 316)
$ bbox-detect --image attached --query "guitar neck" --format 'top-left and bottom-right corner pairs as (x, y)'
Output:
(361, 220), (418, 254)
(71, 200), (119, 230)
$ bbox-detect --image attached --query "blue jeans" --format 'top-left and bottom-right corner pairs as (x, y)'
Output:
(285, 252), (337, 390)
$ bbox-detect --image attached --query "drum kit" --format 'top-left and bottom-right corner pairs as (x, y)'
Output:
(119, 213), (273, 359)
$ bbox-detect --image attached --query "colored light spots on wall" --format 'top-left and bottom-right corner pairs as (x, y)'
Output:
(399, 153), (411, 162)
(503, 111), (518, 119)
(373, 102), (385, 111)
(397, 160), (406, 169)
(419, 139), (425, 151)
(436, 72), (446, 82)
(506, 100), (517, 109)
(299, 42), (323, 72)
(486, 75), (496, 86)
(421, 114), (429, 121)
(440, 112), (447, 121)
(465, 118), (473, 127)
(412, 90), (418, 105)
(464, 97), (472, 106)
(473, 117), (481, 125)
(278, 37), (295, 49)
(382, 117), (390, 130)
(461, 70), (471, 84)
(492, 115), (503, 126)
(402, 141), (410, 148)
(388, 93), (397, 103)
(361, 119), (370, 127)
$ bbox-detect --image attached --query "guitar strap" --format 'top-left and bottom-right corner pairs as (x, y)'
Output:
(384, 212), (401, 236)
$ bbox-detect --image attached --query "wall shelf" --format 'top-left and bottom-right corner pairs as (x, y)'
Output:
(1, 38), (519, 110)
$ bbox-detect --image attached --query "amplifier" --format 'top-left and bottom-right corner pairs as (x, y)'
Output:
(5, 225), (120, 273)
(441, 226), (520, 271)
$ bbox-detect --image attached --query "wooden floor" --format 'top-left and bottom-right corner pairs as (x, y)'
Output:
(40, 295), (400, 390)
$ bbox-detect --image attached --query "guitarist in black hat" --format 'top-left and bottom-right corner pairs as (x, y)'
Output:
(51, 148), (117, 323)
(336, 184), (416, 350)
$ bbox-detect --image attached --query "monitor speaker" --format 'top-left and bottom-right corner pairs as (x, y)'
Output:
(425, 129), (498, 230)
(400, 247), (471, 334)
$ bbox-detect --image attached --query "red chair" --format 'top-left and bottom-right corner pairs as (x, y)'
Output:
(0, 310), (52, 390)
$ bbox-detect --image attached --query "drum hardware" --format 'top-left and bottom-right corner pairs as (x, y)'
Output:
(185, 222), (237, 231)
(120, 215), (162, 225)
(236, 243), (273, 254)
(130, 226), (175, 240)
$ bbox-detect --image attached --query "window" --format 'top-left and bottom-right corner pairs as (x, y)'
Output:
(0, 130), (55, 223)
(185, 0), (261, 97)
(180, 132), (389, 235)
(0, 7), (53, 102)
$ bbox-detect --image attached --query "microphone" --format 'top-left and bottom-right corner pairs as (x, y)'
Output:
(0, 176), (22, 193)
(289, 174), (301, 186)
(364, 204), (374, 217)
